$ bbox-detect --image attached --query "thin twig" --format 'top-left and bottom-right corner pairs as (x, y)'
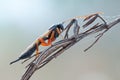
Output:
(84, 29), (108, 52)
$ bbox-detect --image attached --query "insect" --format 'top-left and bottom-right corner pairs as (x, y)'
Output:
(10, 12), (106, 65)
(10, 24), (64, 65)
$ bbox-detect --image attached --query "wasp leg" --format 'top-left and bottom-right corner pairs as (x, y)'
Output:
(83, 14), (98, 28)
(56, 28), (61, 35)
(97, 14), (107, 24)
(35, 40), (40, 58)
(96, 14), (108, 29)
(64, 19), (80, 39)
(55, 27), (63, 39)
(37, 31), (55, 47)
(48, 31), (55, 46)
(50, 31), (55, 41)
(83, 13), (107, 29)
(73, 19), (80, 35)
(35, 37), (51, 58)
(64, 19), (75, 39)
(38, 38), (49, 46)
(83, 13), (98, 21)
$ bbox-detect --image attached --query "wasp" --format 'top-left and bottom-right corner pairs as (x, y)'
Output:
(10, 12), (106, 65)
(10, 24), (64, 65)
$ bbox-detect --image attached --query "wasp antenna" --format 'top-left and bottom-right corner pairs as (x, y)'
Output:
(62, 12), (103, 24)
(74, 15), (87, 19)
(10, 58), (20, 65)
(76, 12), (104, 19)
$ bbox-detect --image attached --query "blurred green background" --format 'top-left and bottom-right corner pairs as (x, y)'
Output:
(0, 0), (120, 80)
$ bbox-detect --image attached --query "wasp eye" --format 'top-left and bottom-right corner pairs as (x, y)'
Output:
(57, 24), (64, 31)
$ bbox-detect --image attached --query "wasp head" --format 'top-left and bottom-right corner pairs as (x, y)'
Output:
(49, 24), (64, 32)
(57, 24), (64, 31)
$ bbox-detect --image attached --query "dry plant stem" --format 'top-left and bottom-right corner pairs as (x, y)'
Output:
(21, 38), (75, 80)
(22, 38), (73, 64)
(84, 29), (108, 52)
(34, 38), (75, 66)
(26, 39), (73, 68)
(21, 17), (120, 80)
(37, 40), (76, 69)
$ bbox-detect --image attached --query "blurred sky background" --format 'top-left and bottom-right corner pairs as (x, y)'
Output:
(0, 0), (120, 80)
